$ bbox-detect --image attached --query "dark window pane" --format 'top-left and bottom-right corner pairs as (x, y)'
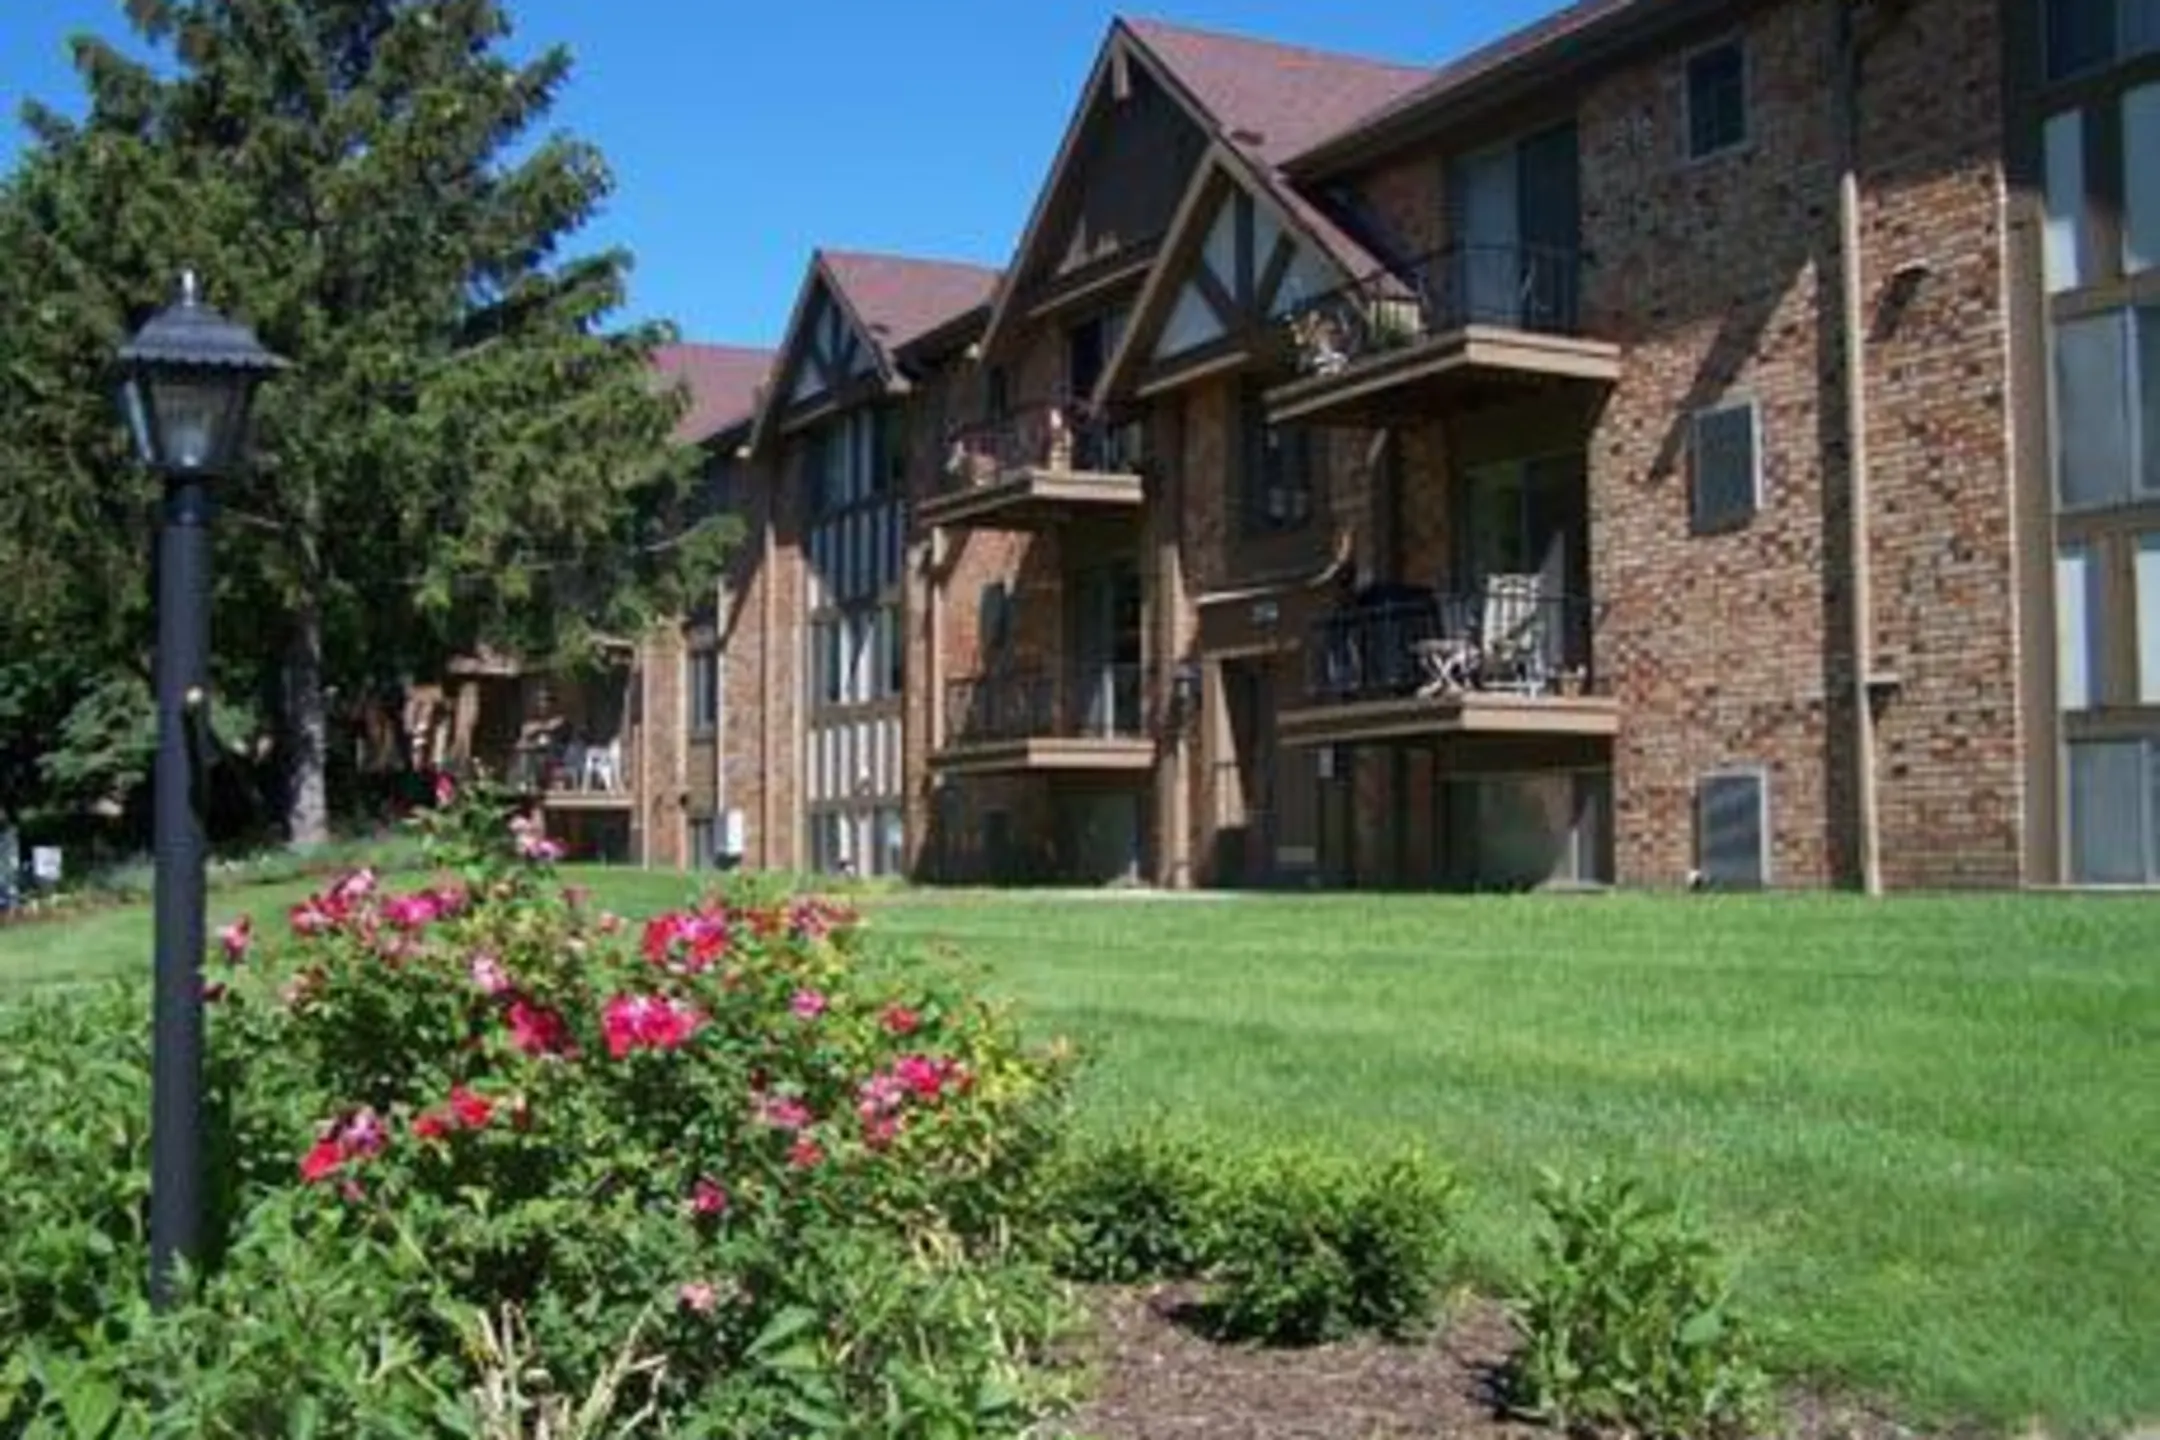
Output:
(885, 605), (905, 695)
(1697, 771), (1767, 888)
(2150, 740), (2160, 869)
(1686, 42), (1747, 157)
(2068, 740), (2148, 882)
(2046, 0), (2117, 79)
(2055, 312), (2133, 507)
(2142, 307), (2160, 495)
(1691, 403), (1758, 532)
(2129, 0), (2160, 55)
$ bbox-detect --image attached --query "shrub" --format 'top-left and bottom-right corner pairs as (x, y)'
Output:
(0, 779), (1078, 1436)
(1041, 1126), (1224, 1283)
(1509, 1170), (1772, 1440)
(1207, 1148), (1461, 1345)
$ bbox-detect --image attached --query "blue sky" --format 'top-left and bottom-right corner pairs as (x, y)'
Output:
(2, 1), (1569, 347)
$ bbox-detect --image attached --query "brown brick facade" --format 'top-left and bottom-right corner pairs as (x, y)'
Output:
(606, 0), (2045, 893)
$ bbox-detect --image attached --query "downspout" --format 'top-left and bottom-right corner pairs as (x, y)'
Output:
(760, 495), (777, 870)
(1836, 0), (1883, 895)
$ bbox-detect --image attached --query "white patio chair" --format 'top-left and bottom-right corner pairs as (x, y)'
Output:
(582, 738), (622, 793)
(1478, 573), (1550, 695)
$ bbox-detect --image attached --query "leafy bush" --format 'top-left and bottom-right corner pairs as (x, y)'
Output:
(1039, 1128), (1461, 1347)
(1041, 1126), (1224, 1283)
(0, 779), (1078, 1436)
(1509, 1170), (1771, 1439)
(1208, 1149), (1461, 1345)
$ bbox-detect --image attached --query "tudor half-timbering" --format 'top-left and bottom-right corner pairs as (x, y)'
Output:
(754, 249), (1001, 877)
(522, 2), (2148, 894)
(912, 18), (1429, 887)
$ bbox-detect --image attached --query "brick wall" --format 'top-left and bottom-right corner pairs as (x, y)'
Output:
(1848, 0), (2019, 888)
(903, 343), (1066, 882)
(639, 626), (688, 868)
(707, 444), (805, 873)
(1290, 0), (2016, 891)
(1573, 0), (2014, 888)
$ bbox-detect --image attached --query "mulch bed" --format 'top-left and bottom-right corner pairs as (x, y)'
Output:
(1057, 1285), (1943, 1440)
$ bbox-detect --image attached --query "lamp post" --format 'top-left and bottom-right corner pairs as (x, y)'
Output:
(116, 272), (288, 1307)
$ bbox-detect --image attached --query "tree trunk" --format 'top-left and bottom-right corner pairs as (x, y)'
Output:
(284, 602), (330, 849)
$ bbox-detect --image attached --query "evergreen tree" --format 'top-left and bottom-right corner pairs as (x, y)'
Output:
(0, 0), (725, 843)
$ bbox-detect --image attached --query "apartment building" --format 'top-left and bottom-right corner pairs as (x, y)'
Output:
(499, 0), (2158, 890)
(417, 342), (772, 868)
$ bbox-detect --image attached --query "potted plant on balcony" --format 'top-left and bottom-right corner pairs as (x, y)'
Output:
(1288, 308), (1351, 377)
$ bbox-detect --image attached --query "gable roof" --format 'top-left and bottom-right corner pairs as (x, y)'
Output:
(1285, 0), (1731, 176)
(976, 16), (1426, 359)
(652, 343), (774, 445)
(747, 248), (1000, 454)
(821, 250), (1002, 359)
(1121, 17), (1430, 175)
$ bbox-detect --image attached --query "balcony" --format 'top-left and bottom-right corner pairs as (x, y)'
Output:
(918, 400), (1146, 531)
(506, 733), (637, 809)
(934, 662), (1156, 774)
(1266, 244), (1621, 428)
(1277, 585), (1619, 754)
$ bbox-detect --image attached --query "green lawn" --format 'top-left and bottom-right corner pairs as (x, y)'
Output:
(5, 873), (2156, 1433)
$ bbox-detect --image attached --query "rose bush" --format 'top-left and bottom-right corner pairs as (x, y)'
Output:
(0, 781), (1076, 1436)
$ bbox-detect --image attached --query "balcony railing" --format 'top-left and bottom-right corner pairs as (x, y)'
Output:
(505, 735), (636, 797)
(944, 663), (1147, 746)
(1309, 586), (1598, 703)
(1281, 243), (1584, 379)
(942, 398), (1144, 491)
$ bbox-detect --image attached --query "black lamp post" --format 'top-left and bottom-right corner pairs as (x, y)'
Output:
(116, 272), (288, 1307)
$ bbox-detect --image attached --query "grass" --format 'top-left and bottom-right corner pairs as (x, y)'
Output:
(4, 872), (2155, 1433)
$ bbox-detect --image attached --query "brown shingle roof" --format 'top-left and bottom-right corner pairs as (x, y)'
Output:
(1286, 0), (1688, 174)
(652, 342), (773, 444)
(1122, 17), (1430, 172)
(1122, 17), (1428, 277)
(820, 250), (1002, 360)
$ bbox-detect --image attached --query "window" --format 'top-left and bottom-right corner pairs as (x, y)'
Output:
(874, 806), (906, 878)
(880, 603), (905, 697)
(808, 410), (888, 516)
(1689, 400), (1760, 533)
(2044, 0), (2160, 82)
(2054, 307), (2160, 508)
(2127, 534), (2160, 695)
(1240, 383), (1313, 533)
(2138, 533), (2160, 703)
(847, 614), (872, 705)
(809, 812), (849, 876)
(2127, 84), (2160, 276)
(1696, 769), (1769, 889)
(2042, 109), (2091, 293)
(2058, 543), (2102, 710)
(2067, 739), (2160, 883)
(1684, 39), (1747, 159)
(687, 649), (720, 736)
(979, 582), (1013, 662)
(2042, 88), (2160, 291)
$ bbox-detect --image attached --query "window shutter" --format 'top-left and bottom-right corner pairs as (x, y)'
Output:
(1696, 771), (1767, 889)
(1690, 403), (1758, 532)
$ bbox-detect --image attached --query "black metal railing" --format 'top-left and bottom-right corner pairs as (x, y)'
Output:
(944, 662), (1148, 746)
(1308, 587), (1598, 703)
(1281, 243), (1584, 379)
(941, 397), (1144, 491)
